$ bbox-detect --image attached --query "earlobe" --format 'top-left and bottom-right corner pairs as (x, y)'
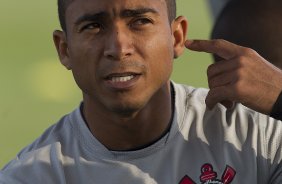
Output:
(53, 30), (72, 70)
(172, 16), (188, 59)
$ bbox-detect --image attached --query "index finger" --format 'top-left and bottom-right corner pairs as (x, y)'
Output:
(185, 39), (241, 60)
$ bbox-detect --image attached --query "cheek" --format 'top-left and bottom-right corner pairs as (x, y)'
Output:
(70, 62), (93, 94)
(141, 32), (174, 78)
(68, 44), (102, 92)
(69, 38), (103, 72)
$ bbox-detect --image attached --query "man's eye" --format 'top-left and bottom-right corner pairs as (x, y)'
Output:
(131, 18), (152, 27)
(80, 23), (103, 33)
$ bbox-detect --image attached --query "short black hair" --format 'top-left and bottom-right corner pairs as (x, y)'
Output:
(57, 0), (176, 32)
(57, 0), (73, 32)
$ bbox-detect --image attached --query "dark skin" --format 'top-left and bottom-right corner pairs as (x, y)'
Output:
(186, 39), (282, 115)
(53, 0), (282, 151)
(53, 0), (188, 151)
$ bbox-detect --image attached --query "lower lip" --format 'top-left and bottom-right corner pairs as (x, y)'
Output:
(104, 75), (141, 90)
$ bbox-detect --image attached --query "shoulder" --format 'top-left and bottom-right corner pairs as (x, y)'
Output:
(173, 82), (282, 149)
(17, 114), (72, 158)
(1, 108), (79, 171)
(172, 82), (282, 135)
(0, 108), (80, 183)
(173, 82), (264, 117)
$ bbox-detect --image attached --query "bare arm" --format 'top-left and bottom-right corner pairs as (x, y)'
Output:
(185, 39), (282, 115)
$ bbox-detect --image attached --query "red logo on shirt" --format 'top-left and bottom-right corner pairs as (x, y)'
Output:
(179, 163), (236, 184)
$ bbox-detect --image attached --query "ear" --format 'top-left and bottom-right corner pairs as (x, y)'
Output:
(172, 16), (188, 59)
(53, 30), (72, 70)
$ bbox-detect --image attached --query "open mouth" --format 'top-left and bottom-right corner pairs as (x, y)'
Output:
(105, 73), (140, 82)
(109, 75), (135, 82)
(104, 73), (141, 89)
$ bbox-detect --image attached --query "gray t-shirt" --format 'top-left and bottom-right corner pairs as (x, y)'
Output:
(1, 83), (282, 184)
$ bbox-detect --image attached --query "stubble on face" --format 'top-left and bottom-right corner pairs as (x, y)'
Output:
(64, 0), (174, 118)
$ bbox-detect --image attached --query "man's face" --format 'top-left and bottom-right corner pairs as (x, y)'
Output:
(61, 0), (178, 115)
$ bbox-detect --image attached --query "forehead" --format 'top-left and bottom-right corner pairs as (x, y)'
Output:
(66, 0), (168, 21)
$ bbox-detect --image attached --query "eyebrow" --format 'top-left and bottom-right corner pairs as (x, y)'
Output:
(74, 8), (159, 26)
(75, 12), (107, 26)
(121, 8), (158, 18)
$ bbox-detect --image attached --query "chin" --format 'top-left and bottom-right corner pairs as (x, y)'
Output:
(109, 101), (145, 118)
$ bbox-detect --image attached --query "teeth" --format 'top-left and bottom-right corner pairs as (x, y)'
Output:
(111, 75), (134, 82)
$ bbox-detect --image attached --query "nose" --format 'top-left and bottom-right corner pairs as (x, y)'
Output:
(104, 25), (134, 60)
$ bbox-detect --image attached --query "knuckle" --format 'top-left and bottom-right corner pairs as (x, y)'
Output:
(236, 68), (245, 78)
(237, 55), (246, 63)
(236, 55), (248, 67)
(207, 64), (215, 77)
(216, 38), (226, 43)
(210, 39), (222, 48)
(233, 80), (244, 96)
(242, 47), (255, 55)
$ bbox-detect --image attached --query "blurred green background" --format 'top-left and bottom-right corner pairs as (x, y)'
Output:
(0, 0), (213, 168)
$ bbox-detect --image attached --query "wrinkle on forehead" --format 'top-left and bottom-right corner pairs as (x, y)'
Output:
(67, 0), (167, 13)
(66, 0), (168, 21)
(63, 0), (170, 33)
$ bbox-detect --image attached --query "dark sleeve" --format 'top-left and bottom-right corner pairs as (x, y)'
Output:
(270, 91), (282, 121)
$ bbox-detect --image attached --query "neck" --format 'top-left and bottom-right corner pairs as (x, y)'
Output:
(82, 82), (174, 151)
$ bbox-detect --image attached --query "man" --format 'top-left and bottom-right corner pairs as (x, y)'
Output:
(1, 0), (282, 183)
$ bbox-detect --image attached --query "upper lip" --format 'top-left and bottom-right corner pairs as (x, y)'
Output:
(101, 61), (145, 79)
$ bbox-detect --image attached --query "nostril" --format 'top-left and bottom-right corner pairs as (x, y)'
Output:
(103, 30), (134, 60)
(104, 46), (133, 60)
(125, 52), (132, 57)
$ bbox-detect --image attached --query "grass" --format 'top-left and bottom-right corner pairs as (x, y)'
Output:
(0, 0), (212, 168)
